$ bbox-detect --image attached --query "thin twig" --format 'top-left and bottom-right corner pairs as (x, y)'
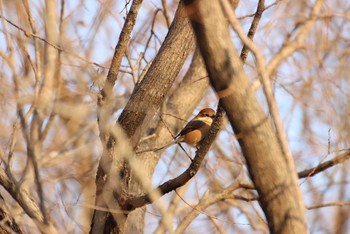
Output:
(266, 0), (325, 76)
(0, 14), (107, 70)
(298, 150), (350, 179)
(307, 200), (350, 210)
(161, 0), (171, 28)
(121, 105), (225, 211)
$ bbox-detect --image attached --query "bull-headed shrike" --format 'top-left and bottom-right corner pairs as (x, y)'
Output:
(156, 108), (216, 151)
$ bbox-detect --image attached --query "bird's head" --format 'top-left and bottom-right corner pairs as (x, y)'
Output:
(195, 108), (216, 124)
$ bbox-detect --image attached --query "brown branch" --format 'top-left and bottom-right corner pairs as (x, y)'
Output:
(307, 200), (350, 210)
(96, 0), (144, 152)
(0, 194), (23, 234)
(91, 1), (196, 232)
(236, 0), (281, 20)
(298, 150), (350, 178)
(116, 1), (195, 144)
(266, 0), (325, 76)
(0, 14), (106, 70)
(239, 150), (350, 192)
(27, 140), (48, 223)
(187, 0), (308, 232)
(161, 0), (171, 28)
(142, 9), (164, 63)
(233, 194), (258, 202)
(119, 105), (225, 211)
(121, 0), (267, 212)
(0, 168), (57, 233)
(239, 0), (265, 62)
(223, 0), (297, 179)
(99, 0), (143, 106)
(174, 180), (246, 234)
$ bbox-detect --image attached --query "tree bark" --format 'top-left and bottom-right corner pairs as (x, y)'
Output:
(124, 48), (209, 233)
(90, 1), (197, 233)
(184, 0), (307, 233)
(0, 195), (23, 234)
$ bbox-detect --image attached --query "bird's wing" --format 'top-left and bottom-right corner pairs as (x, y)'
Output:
(176, 120), (209, 137)
(155, 120), (210, 152)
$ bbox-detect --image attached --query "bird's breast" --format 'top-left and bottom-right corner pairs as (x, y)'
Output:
(183, 130), (204, 146)
(182, 124), (211, 146)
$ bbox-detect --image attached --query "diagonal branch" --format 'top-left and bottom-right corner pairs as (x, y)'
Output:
(186, 0), (308, 232)
(99, 0), (144, 106)
(239, 150), (350, 191)
(266, 0), (325, 76)
(0, 15), (107, 69)
(239, 0), (265, 62)
(91, 1), (196, 232)
(298, 150), (350, 178)
(0, 168), (58, 233)
(307, 200), (350, 210)
(117, 0), (268, 212)
(120, 105), (225, 211)
(97, 0), (144, 145)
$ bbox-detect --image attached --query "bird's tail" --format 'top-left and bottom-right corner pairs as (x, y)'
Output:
(154, 137), (182, 152)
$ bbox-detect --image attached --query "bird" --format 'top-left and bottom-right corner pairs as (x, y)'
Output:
(156, 108), (216, 151)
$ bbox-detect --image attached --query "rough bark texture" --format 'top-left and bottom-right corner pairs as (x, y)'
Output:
(0, 195), (22, 234)
(124, 49), (209, 233)
(117, 3), (195, 146)
(184, 0), (307, 233)
(152, 48), (209, 150)
(90, 2), (196, 233)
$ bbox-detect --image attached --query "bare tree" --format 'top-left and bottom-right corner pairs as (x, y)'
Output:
(0, 0), (350, 233)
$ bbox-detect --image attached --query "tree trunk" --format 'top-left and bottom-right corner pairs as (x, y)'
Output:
(184, 0), (308, 233)
(90, 1), (198, 233)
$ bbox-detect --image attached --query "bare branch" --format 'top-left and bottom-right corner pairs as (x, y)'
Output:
(187, 0), (307, 232)
(239, 0), (266, 62)
(307, 201), (350, 210)
(99, 0), (144, 109)
(161, 0), (171, 28)
(0, 14), (107, 69)
(298, 150), (350, 179)
(0, 195), (23, 234)
(121, 105), (225, 210)
(0, 168), (57, 233)
(266, 0), (325, 76)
